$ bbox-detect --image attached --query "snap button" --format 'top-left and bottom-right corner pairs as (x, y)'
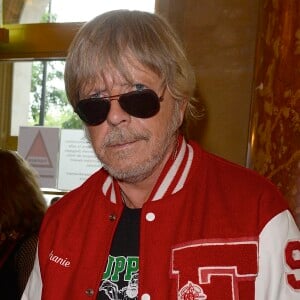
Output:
(85, 288), (94, 297)
(109, 213), (117, 221)
(141, 293), (151, 300)
(146, 212), (155, 222)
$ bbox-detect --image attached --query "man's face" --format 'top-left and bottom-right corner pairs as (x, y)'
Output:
(83, 59), (186, 183)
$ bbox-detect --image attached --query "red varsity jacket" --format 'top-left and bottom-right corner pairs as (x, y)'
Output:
(22, 138), (300, 299)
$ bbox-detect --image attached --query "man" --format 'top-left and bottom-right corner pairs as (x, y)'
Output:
(22, 10), (300, 300)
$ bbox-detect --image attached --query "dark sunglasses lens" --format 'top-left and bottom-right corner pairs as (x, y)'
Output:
(76, 99), (110, 125)
(119, 90), (160, 118)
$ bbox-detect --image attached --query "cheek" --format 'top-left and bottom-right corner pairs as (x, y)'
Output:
(156, 101), (182, 133)
(87, 126), (106, 148)
(139, 118), (165, 140)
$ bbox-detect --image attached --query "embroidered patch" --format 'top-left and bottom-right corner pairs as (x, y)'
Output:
(171, 238), (258, 299)
(178, 281), (207, 299)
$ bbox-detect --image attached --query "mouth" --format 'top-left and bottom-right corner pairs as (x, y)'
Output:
(103, 130), (149, 151)
(109, 139), (136, 146)
(106, 139), (140, 151)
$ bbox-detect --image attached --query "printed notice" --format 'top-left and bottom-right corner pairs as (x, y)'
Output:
(57, 129), (101, 190)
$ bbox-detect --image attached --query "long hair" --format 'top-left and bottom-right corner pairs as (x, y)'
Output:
(0, 150), (47, 237)
(65, 10), (200, 123)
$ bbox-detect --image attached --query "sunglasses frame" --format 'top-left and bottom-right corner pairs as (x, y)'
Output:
(75, 88), (165, 126)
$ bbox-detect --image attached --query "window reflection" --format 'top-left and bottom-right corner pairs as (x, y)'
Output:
(2, 0), (155, 25)
(11, 60), (81, 136)
(51, 0), (155, 22)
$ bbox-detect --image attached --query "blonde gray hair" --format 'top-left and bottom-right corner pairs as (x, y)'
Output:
(65, 9), (199, 122)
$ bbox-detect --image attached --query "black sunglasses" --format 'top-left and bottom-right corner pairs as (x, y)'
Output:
(75, 89), (164, 126)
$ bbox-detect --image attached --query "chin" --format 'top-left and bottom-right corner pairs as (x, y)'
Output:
(102, 161), (154, 183)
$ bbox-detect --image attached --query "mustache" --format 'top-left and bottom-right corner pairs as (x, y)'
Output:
(102, 128), (150, 147)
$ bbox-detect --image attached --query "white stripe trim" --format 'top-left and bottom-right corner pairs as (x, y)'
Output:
(110, 184), (116, 203)
(102, 175), (117, 203)
(172, 144), (193, 194)
(102, 175), (113, 196)
(152, 139), (187, 201)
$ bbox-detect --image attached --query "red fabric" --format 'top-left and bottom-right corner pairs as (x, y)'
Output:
(38, 141), (289, 299)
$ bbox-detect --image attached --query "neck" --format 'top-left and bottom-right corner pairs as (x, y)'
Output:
(120, 187), (147, 209)
(119, 166), (161, 208)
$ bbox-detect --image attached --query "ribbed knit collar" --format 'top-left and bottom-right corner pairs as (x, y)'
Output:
(101, 135), (194, 204)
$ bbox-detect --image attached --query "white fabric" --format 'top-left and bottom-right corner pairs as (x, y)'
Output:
(21, 246), (42, 300)
(255, 210), (300, 299)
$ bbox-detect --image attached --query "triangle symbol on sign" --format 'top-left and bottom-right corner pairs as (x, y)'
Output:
(25, 130), (53, 168)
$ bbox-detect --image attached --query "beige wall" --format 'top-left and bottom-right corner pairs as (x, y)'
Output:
(156, 0), (259, 166)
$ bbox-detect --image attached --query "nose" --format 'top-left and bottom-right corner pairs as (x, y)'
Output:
(106, 96), (130, 126)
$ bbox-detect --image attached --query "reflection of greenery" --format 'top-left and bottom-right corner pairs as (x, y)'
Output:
(62, 114), (83, 129)
(30, 60), (82, 129)
(28, 8), (83, 129)
(41, 11), (57, 23)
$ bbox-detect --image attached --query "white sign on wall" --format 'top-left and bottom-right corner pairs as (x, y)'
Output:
(57, 129), (101, 190)
(17, 126), (100, 191)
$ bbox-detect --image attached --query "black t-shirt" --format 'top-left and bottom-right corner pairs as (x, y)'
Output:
(97, 206), (141, 300)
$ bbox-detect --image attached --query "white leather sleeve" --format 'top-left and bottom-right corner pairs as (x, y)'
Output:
(21, 246), (42, 300)
(255, 210), (300, 299)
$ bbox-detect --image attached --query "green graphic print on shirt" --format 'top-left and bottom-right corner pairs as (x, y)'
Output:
(99, 255), (139, 300)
